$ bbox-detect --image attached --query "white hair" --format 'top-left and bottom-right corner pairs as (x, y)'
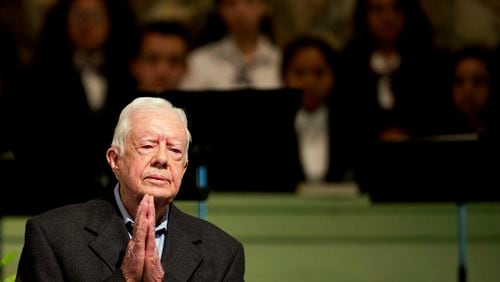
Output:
(110, 97), (191, 160)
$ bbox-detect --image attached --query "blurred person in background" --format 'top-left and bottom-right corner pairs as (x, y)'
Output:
(442, 45), (497, 136)
(20, 0), (138, 116)
(129, 20), (192, 94)
(436, 45), (500, 201)
(338, 0), (450, 193)
(339, 0), (449, 143)
(8, 0), (140, 209)
(281, 35), (352, 184)
(180, 0), (281, 90)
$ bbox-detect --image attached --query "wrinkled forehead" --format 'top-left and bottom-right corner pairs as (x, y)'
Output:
(130, 108), (187, 139)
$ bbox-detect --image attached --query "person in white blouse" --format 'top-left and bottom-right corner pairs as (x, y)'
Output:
(180, 0), (281, 90)
(281, 35), (351, 183)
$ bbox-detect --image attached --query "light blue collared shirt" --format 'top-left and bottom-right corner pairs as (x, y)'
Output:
(113, 184), (168, 258)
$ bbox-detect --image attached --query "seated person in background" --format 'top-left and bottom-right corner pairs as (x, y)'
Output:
(180, 0), (281, 90)
(11, 0), (140, 196)
(441, 45), (497, 136)
(281, 35), (352, 183)
(22, 0), (138, 116)
(338, 0), (450, 193)
(130, 20), (192, 93)
(437, 45), (500, 198)
(16, 97), (245, 281)
(340, 0), (449, 143)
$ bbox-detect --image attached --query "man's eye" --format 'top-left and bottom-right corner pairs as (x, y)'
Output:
(138, 145), (154, 153)
(170, 148), (184, 158)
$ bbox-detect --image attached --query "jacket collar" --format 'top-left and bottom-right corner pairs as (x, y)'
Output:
(82, 191), (203, 280)
(85, 197), (129, 272)
(164, 204), (203, 281)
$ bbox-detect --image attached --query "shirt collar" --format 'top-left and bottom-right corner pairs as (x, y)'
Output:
(220, 36), (277, 66)
(295, 104), (329, 132)
(113, 184), (169, 233)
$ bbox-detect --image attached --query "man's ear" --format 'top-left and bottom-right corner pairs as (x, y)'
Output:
(106, 147), (120, 173)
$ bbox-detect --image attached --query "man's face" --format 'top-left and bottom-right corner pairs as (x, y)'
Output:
(131, 33), (188, 92)
(114, 108), (188, 207)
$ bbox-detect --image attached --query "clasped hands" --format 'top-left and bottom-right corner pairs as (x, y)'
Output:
(121, 194), (165, 282)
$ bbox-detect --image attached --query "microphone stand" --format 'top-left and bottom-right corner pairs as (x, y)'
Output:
(457, 201), (467, 282)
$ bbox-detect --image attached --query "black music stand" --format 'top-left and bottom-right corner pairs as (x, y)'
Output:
(156, 88), (303, 193)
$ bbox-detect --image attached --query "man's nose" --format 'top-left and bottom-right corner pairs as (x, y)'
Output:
(153, 145), (169, 168)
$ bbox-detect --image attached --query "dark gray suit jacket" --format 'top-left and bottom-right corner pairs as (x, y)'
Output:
(16, 193), (245, 281)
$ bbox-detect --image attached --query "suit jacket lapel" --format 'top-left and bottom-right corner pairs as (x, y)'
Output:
(78, 195), (203, 280)
(86, 198), (129, 272)
(164, 204), (203, 281)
